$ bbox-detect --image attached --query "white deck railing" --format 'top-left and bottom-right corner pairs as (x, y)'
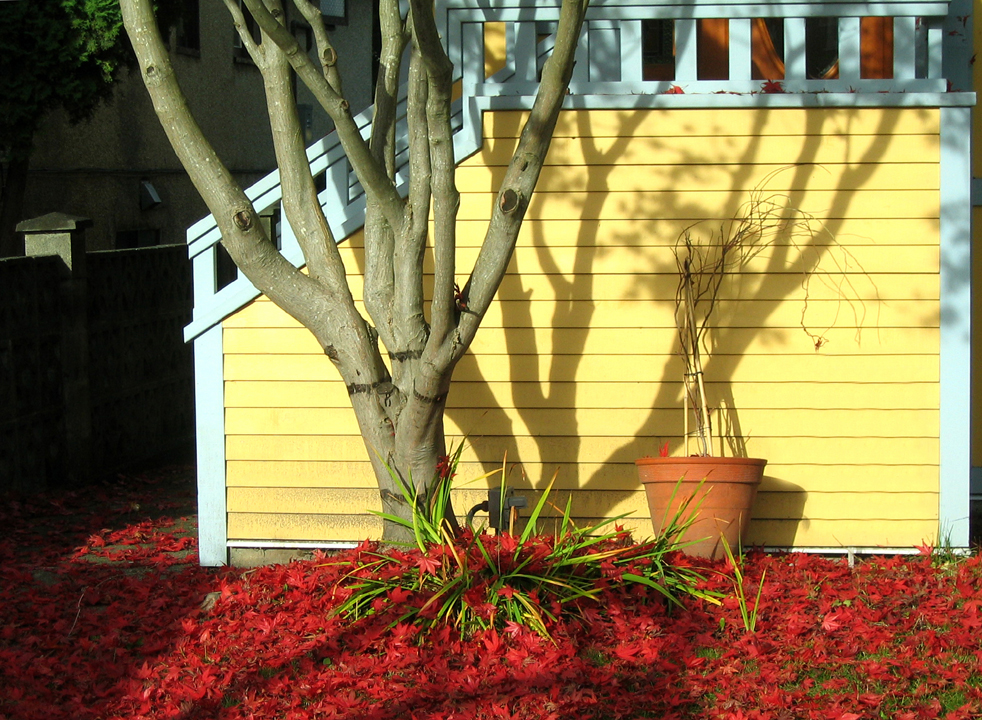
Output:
(185, 0), (960, 340)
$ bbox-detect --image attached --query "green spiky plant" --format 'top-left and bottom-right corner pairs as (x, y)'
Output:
(719, 534), (766, 633)
(331, 444), (720, 640)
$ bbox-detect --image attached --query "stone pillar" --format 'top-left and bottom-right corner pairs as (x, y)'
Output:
(17, 213), (92, 485)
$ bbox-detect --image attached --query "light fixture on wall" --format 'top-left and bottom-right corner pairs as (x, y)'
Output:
(140, 179), (162, 211)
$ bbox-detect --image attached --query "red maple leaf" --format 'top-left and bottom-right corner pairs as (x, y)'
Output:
(417, 554), (441, 579)
(665, 84), (685, 94)
(822, 612), (843, 633)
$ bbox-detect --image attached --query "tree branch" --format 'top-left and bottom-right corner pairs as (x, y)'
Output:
(222, 0), (263, 65)
(369, 0), (408, 173)
(241, 0), (406, 230)
(407, 1), (459, 353)
(292, 0), (343, 95)
(250, 0), (348, 290)
(391, 45), (431, 360)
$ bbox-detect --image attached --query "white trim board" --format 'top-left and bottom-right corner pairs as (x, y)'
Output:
(938, 105), (973, 548)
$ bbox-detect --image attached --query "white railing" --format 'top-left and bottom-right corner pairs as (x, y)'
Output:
(186, 0), (959, 340)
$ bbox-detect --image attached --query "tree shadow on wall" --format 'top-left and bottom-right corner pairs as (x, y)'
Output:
(582, 105), (935, 546)
(452, 102), (935, 545)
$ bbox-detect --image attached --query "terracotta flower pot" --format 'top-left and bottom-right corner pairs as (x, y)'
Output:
(635, 456), (766, 560)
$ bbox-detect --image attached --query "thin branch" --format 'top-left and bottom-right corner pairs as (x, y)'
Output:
(241, 0), (406, 230)
(370, 0), (409, 173)
(253, 0), (348, 290)
(671, 167), (873, 456)
(292, 0), (344, 95)
(392, 45), (431, 355)
(409, 2), (458, 350)
(222, 0), (263, 65)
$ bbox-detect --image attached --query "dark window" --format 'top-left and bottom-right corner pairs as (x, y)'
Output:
(642, 16), (888, 82)
(175, 0), (200, 53)
(642, 19), (675, 80)
(804, 18), (839, 78)
(216, 244), (238, 290)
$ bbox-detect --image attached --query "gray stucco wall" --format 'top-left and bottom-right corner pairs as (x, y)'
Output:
(23, 1), (375, 251)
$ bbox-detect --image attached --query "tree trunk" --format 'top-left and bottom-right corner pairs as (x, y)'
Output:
(121, 0), (589, 543)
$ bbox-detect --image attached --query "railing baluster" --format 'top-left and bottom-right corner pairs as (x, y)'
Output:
(927, 20), (943, 77)
(675, 18), (698, 82)
(322, 159), (349, 219)
(461, 21), (484, 95)
(589, 24), (622, 82)
(838, 16), (862, 81)
(894, 16), (918, 80)
(729, 18), (752, 81)
(784, 18), (807, 79)
(279, 201), (300, 259)
(510, 21), (538, 82)
(573, 22), (590, 83)
(621, 20), (643, 83)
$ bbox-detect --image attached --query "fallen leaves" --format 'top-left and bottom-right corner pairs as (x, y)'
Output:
(2, 469), (982, 720)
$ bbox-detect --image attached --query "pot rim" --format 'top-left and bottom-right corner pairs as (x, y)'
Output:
(635, 456), (767, 468)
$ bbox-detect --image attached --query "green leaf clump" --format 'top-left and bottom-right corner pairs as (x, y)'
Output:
(331, 444), (719, 640)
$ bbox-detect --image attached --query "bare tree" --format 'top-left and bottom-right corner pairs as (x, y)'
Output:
(119, 0), (589, 539)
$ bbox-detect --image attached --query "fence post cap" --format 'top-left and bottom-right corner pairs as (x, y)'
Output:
(16, 212), (92, 234)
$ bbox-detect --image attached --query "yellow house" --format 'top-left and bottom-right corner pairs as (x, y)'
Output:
(184, 0), (975, 566)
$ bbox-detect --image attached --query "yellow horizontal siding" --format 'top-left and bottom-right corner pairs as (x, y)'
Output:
(227, 513), (940, 548)
(386, 218), (942, 249)
(469, 134), (940, 168)
(224, 379), (939, 411)
(221, 273), (937, 310)
(744, 519), (941, 548)
(225, 407), (939, 439)
(457, 190), (938, 222)
(224, 324), (940, 360)
(227, 512), (383, 542)
(226, 460), (939, 493)
(455, 162), (940, 193)
(479, 108), (940, 140)
(226, 486), (938, 549)
(226, 486), (936, 521)
(337, 245), (947, 283)
(221, 106), (943, 551)
(226, 434), (938, 469)
(225, 353), (938, 383)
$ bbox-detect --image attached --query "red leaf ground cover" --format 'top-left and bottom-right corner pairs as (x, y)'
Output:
(2, 467), (981, 720)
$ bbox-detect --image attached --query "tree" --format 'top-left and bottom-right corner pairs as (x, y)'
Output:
(120, 0), (589, 540)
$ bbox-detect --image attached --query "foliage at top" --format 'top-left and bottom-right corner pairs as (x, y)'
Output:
(0, 0), (131, 160)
